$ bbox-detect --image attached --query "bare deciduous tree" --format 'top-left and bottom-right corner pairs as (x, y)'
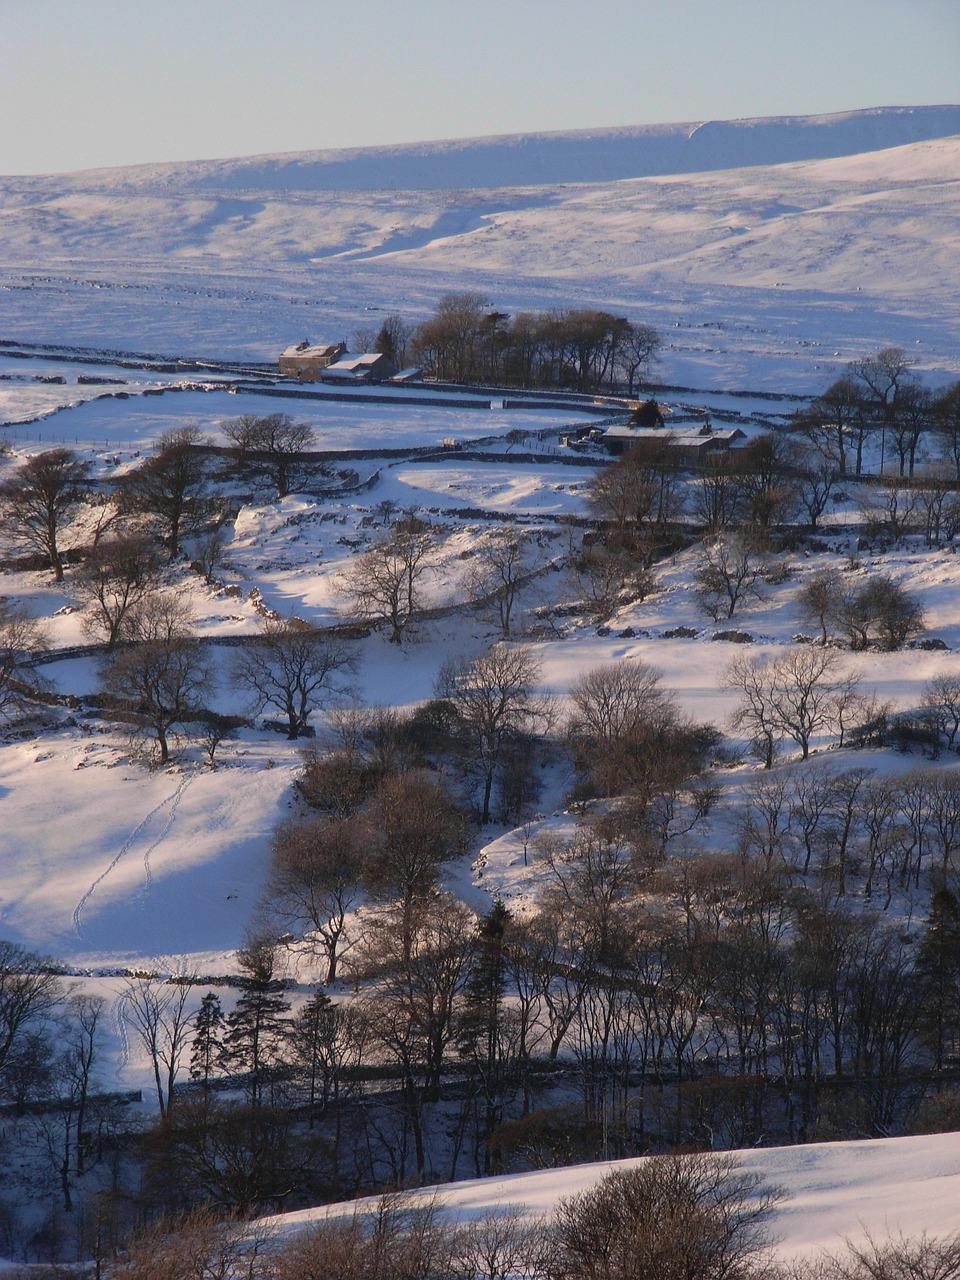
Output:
(0, 600), (46, 721)
(340, 515), (434, 643)
(76, 533), (163, 648)
(266, 815), (365, 982)
(120, 426), (209, 558)
(0, 942), (61, 1091)
(0, 448), (90, 581)
(101, 594), (210, 764)
(549, 1153), (779, 1280)
(437, 644), (550, 824)
(232, 616), (355, 739)
(118, 971), (195, 1117)
(725, 649), (861, 764)
(222, 413), (317, 499)
(694, 534), (764, 621)
(466, 528), (540, 638)
(617, 322), (662, 395)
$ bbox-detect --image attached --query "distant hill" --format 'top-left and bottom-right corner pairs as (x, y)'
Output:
(1, 106), (957, 388)
(14, 104), (960, 191)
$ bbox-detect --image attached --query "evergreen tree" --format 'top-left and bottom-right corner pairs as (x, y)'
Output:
(221, 941), (292, 1105)
(917, 886), (960, 1079)
(458, 900), (511, 1174)
(374, 321), (397, 363)
(291, 990), (365, 1135)
(189, 992), (225, 1090)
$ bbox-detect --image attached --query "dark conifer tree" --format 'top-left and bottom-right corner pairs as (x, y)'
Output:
(917, 887), (960, 1080)
(458, 899), (511, 1174)
(189, 991), (225, 1090)
(221, 941), (292, 1106)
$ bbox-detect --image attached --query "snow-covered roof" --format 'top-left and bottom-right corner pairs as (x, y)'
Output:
(604, 425), (745, 445)
(327, 353), (388, 371)
(280, 341), (343, 360)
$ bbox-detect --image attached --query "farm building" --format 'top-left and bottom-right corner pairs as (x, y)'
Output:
(602, 422), (746, 462)
(321, 352), (398, 383)
(278, 340), (347, 380)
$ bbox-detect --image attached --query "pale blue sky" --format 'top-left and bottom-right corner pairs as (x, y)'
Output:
(5, 0), (959, 174)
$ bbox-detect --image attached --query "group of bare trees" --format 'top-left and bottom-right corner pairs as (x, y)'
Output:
(406, 292), (661, 392)
(0, 412), (316, 588)
(239, 797), (960, 1184)
(798, 347), (960, 479)
(724, 650), (867, 768)
(797, 569), (925, 651)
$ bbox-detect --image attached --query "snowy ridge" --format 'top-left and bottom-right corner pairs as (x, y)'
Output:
(12, 104), (960, 191)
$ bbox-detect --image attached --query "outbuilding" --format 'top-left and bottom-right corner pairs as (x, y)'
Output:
(602, 422), (746, 462)
(278, 340), (347, 380)
(321, 352), (398, 383)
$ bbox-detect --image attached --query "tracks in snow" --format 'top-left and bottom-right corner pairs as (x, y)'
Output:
(72, 772), (194, 939)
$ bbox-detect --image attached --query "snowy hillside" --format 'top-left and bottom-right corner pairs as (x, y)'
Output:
(1, 105), (960, 1263)
(275, 1131), (960, 1263)
(1, 106), (958, 392)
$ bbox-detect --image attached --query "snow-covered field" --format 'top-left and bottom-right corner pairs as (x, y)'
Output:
(2, 104), (960, 1258)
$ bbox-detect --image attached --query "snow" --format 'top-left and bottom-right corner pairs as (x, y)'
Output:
(0, 104), (959, 1257)
(269, 1131), (960, 1263)
(1, 107), (958, 393)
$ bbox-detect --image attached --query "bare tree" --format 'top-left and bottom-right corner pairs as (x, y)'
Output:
(723, 653), (781, 770)
(616, 321), (661, 396)
(76, 533), (163, 648)
(118, 971), (195, 1117)
(354, 894), (476, 1181)
(589, 440), (683, 541)
(694, 534), (764, 621)
(437, 644), (550, 824)
(847, 574), (925, 651)
(796, 375), (868, 477)
(915, 466), (960, 548)
(0, 600), (46, 721)
(374, 313), (413, 367)
(934, 380), (960, 479)
(107, 1207), (274, 1280)
(549, 1153), (779, 1280)
(232, 616), (355, 739)
(850, 346), (916, 474)
(0, 942), (61, 1091)
(120, 426), (209, 558)
(266, 815), (365, 982)
(221, 413), (317, 499)
(693, 452), (745, 534)
(101, 594), (210, 763)
(411, 292), (490, 382)
(0, 448), (90, 580)
(363, 771), (466, 959)
(888, 381), (935, 478)
(340, 515), (434, 643)
(858, 480), (922, 541)
(735, 433), (798, 542)
(793, 442), (838, 530)
(466, 528), (540, 638)
(922, 672), (960, 747)
(797, 570), (842, 645)
(768, 648), (861, 760)
(725, 649), (860, 763)
(567, 658), (680, 794)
